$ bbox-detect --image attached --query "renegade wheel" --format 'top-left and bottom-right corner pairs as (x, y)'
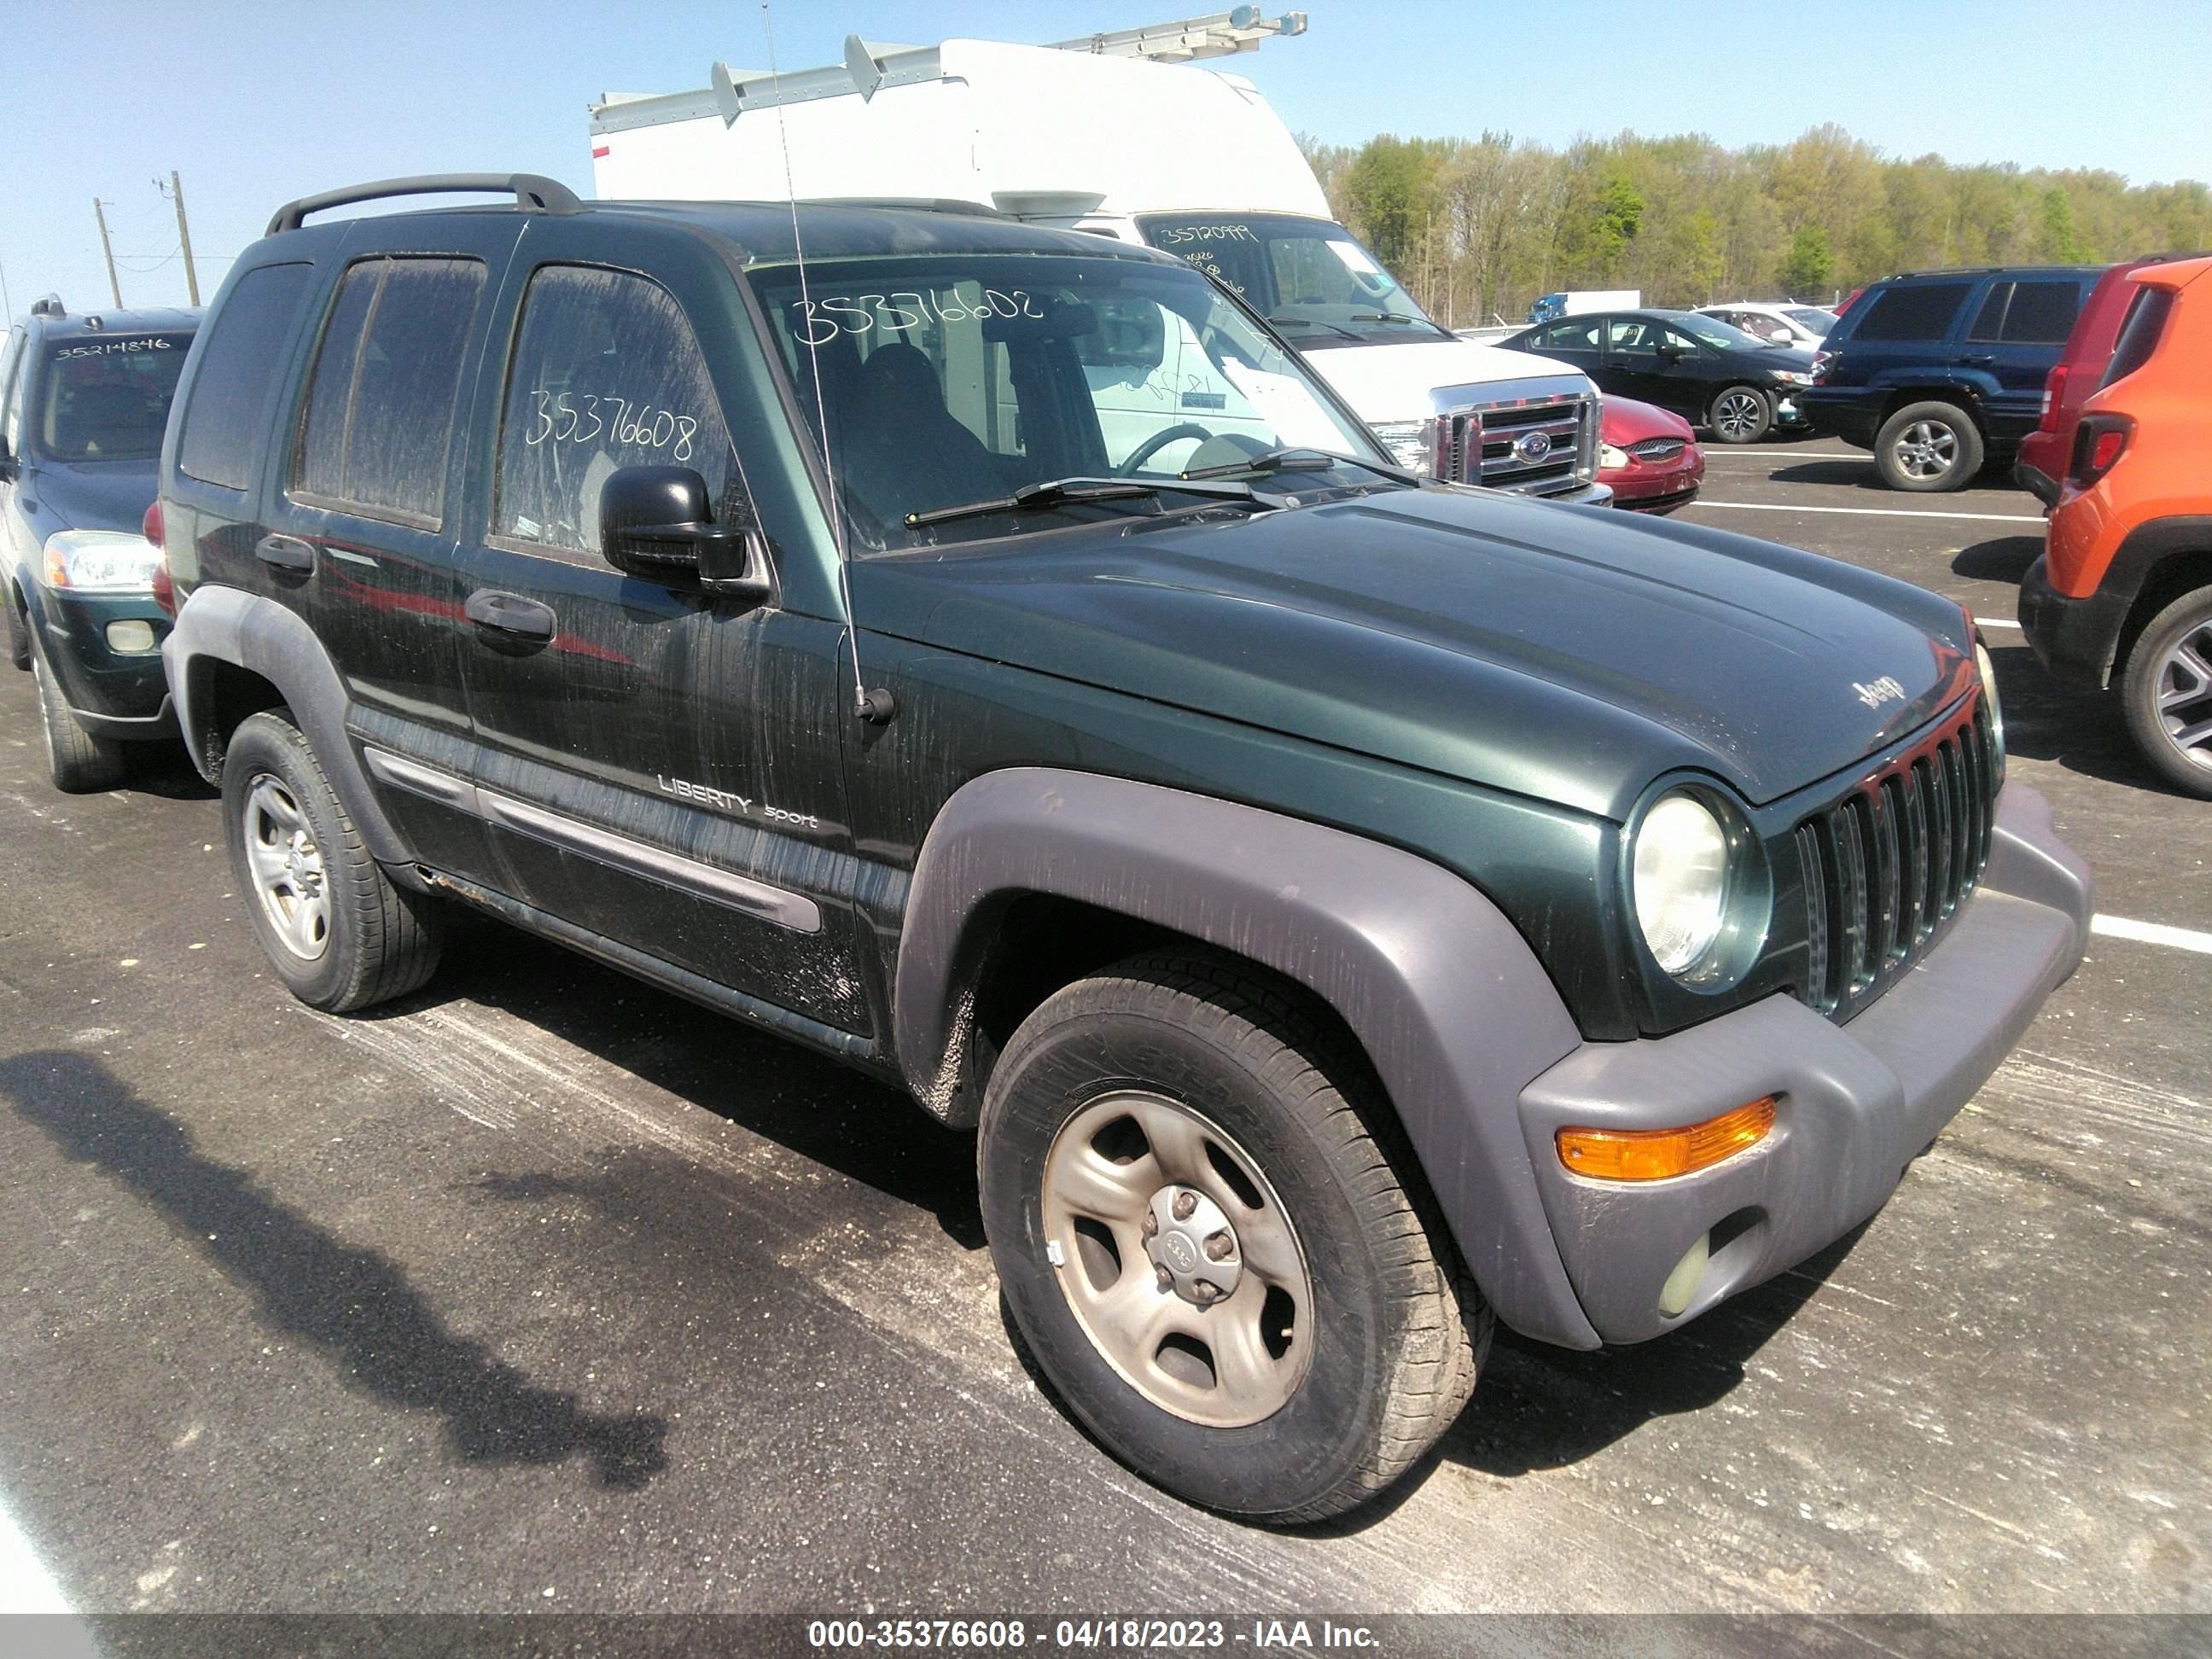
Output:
(1707, 385), (1773, 445)
(979, 952), (1487, 1522)
(31, 643), (126, 794)
(223, 710), (443, 1010)
(2122, 590), (2212, 800)
(1876, 400), (1983, 492)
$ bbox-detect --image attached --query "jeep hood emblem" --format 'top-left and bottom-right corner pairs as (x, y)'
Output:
(1853, 676), (1906, 710)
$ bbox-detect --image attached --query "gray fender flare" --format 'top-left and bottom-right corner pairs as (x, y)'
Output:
(164, 584), (415, 866)
(894, 766), (1603, 1349)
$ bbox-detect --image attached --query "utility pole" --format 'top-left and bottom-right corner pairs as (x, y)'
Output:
(169, 171), (201, 306)
(93, 198), (122, 308)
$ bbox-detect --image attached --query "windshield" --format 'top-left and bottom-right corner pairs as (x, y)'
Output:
(1132, 213), (1447, 346)
(1786, 306), (1837, 332)
(33, 332), (192, 462)
(750, 253), (1396, 550)
(1671, 314), (1771, 352)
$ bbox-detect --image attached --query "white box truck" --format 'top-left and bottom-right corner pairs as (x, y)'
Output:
(589, 13), (1605, 503)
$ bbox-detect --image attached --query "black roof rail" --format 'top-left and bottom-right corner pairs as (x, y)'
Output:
(266, 173), (585, 236)
(800, 196), (1009, 218)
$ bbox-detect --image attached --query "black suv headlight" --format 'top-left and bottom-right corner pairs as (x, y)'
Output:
(1628, 784), (1772, 988)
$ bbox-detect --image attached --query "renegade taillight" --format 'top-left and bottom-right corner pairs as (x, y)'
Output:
(2069, 413), (2133, 488)
(2036, 364), (2068, 434)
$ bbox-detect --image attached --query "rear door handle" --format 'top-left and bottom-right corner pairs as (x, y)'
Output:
(1957, 353), (1995, 366)
(464, 589), (557, 642)
(254, 534), (316, 573)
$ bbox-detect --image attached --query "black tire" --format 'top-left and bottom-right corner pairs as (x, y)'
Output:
(979, 950), (1487, 1522)
(5, 586), (30, 672)
(221, 709), (443, 1010)
(31, 641), (127, 794)
(1706, 385), (1773, 445)
(2121, 589), (2212, 799)
(1875, 399), (1984, 492)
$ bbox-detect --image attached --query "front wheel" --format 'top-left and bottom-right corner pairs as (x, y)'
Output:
(31, 643), (126, 794)
(1707, 385), (1773, 445)
(979, 952), (1487, 1522)
(2122, 590), (2212, 799)
(222, 710), (444, 1010)
(1875, 400), (1984, 492)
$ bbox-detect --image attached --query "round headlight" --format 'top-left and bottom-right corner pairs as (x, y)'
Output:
(1976, 641), (2005, 764)
(1633, 792), (1732, 975)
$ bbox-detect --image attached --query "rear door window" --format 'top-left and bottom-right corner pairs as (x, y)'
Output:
(491, 265), (733, 557)
(1849, 282), (1973, 342)
(178, 262), (315, 490)
(291, 257), (486, 526)
(1966, 283), (2014, 341)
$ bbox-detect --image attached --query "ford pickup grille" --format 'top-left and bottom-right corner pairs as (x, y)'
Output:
(1793, 696), (2000, 1022)
(1436, 392), (1598, 495)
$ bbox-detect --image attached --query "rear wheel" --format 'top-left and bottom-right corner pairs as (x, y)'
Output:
(979, 951), (1487, 1522)
(1876, 400), (1983, 492)
(1706, 385), (1773, 445)
(222, 710), (443, 1010)
(2122, 589), (2212, 799)
(31, 643), (127, 794)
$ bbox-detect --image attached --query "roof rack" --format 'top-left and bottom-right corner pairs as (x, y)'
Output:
(266, 173), (584, 236)
(592, 9), (1307, 136)
(800, 196), (1008, 218)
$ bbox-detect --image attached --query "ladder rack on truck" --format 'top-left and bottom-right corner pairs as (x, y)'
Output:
(590, 9), (1307, 137)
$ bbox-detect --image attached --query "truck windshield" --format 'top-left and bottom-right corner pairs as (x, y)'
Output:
(33, 332), (194, 462)
(750, 253), (1397, 550)
(1132, 213), (1448, 348)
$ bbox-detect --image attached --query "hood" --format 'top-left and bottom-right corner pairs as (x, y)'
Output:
(853, 489), (1975, 821)
(1295, 338), (1591, 424)
(18, 458), (160, 537)
(1600, 396), (1695, 444)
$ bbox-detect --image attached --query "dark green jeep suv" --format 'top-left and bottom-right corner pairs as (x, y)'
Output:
(159, 175), (2092, 1522)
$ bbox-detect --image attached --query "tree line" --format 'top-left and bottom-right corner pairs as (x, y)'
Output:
(1298, 124), (2212, 327)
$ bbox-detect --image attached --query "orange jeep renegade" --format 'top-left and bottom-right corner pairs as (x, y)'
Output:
(2021, 255), (2212, 795)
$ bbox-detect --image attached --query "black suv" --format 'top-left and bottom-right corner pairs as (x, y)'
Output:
(1798, 265), (2103, 491)
(160, 175), (2090, 1522)
(3, 296), (199, 789)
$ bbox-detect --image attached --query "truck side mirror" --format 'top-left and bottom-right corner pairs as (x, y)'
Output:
(0, 433), (15, 480)
(599, 464), (771, 603)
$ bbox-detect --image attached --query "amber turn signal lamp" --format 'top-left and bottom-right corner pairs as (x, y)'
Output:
(1557, 1097), (1777, 1181)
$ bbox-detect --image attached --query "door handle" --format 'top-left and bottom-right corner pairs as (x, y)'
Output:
(1957, 353), (1995, 366)
(254, 534), (316, 573)
(464, 589), (556, 641)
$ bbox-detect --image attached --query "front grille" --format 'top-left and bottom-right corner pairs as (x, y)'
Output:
(1626, 436), (1688, 462)
(1436, 392), (1596, 494)
(1792, 697), (2000, 1021)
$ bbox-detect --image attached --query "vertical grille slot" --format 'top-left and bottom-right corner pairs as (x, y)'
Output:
(1792, 696), (1995, 1022)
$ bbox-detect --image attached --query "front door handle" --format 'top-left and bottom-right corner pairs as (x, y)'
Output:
(464, 589), (556, 642)
(1956, 353), (1995, 366)
(254, 534), (316, 573)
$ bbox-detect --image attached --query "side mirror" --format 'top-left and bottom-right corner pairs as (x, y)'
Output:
(0, 434), (15, 480)
(599, 464), (771, 602)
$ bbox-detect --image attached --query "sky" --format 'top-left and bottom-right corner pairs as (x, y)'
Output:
(5, 0), (2209, 318)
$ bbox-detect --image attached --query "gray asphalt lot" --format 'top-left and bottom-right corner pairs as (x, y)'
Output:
(0, 438), (2205, 1621)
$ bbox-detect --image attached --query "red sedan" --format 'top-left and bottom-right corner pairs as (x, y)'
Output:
(1600, 396), (1705, 514)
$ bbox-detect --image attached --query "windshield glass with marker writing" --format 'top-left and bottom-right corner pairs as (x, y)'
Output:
(1134, 212), (1446, 346)
(750, 254), (1398, 550)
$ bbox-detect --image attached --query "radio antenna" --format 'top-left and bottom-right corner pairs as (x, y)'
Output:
(760, 0), (893, 724)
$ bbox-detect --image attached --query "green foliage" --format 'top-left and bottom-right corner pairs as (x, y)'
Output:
(1315, 124), (2210, 325)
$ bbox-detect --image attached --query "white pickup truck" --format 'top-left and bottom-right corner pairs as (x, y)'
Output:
(589, 14), (1607, 504)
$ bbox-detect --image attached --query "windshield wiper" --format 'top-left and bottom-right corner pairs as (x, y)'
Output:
(1180, 447), (1423, 486)
(904, 475), (1280, 529)
(1266, 313), (1365, 341)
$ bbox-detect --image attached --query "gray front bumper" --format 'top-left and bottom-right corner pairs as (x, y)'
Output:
(1515, 783), (2091, 1345)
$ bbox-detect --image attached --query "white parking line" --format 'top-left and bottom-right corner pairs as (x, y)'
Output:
(1692, 500), (2045, 525)
(1702, 450), (1866, 461)
(1974, 617), (2023, 630)
(2092, 914), (2212, 957)
(0, 1492), (72, 1615)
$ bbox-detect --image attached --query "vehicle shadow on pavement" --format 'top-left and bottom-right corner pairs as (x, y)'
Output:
(1982, 638), (2176, 793)
(0, 1048), (672, 1491)
(116, 744), (218, 802)
(401, 916), (989, 1253)
(1950, 533), (2042, 585)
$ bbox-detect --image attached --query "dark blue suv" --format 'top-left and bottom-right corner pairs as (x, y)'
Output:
(1798, 265), (2102, 492)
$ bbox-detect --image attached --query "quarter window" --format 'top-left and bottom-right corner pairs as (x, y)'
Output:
(292, 257), (485, 524)
(492, 265), (732, 556)
(178, 262), (315, 490)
